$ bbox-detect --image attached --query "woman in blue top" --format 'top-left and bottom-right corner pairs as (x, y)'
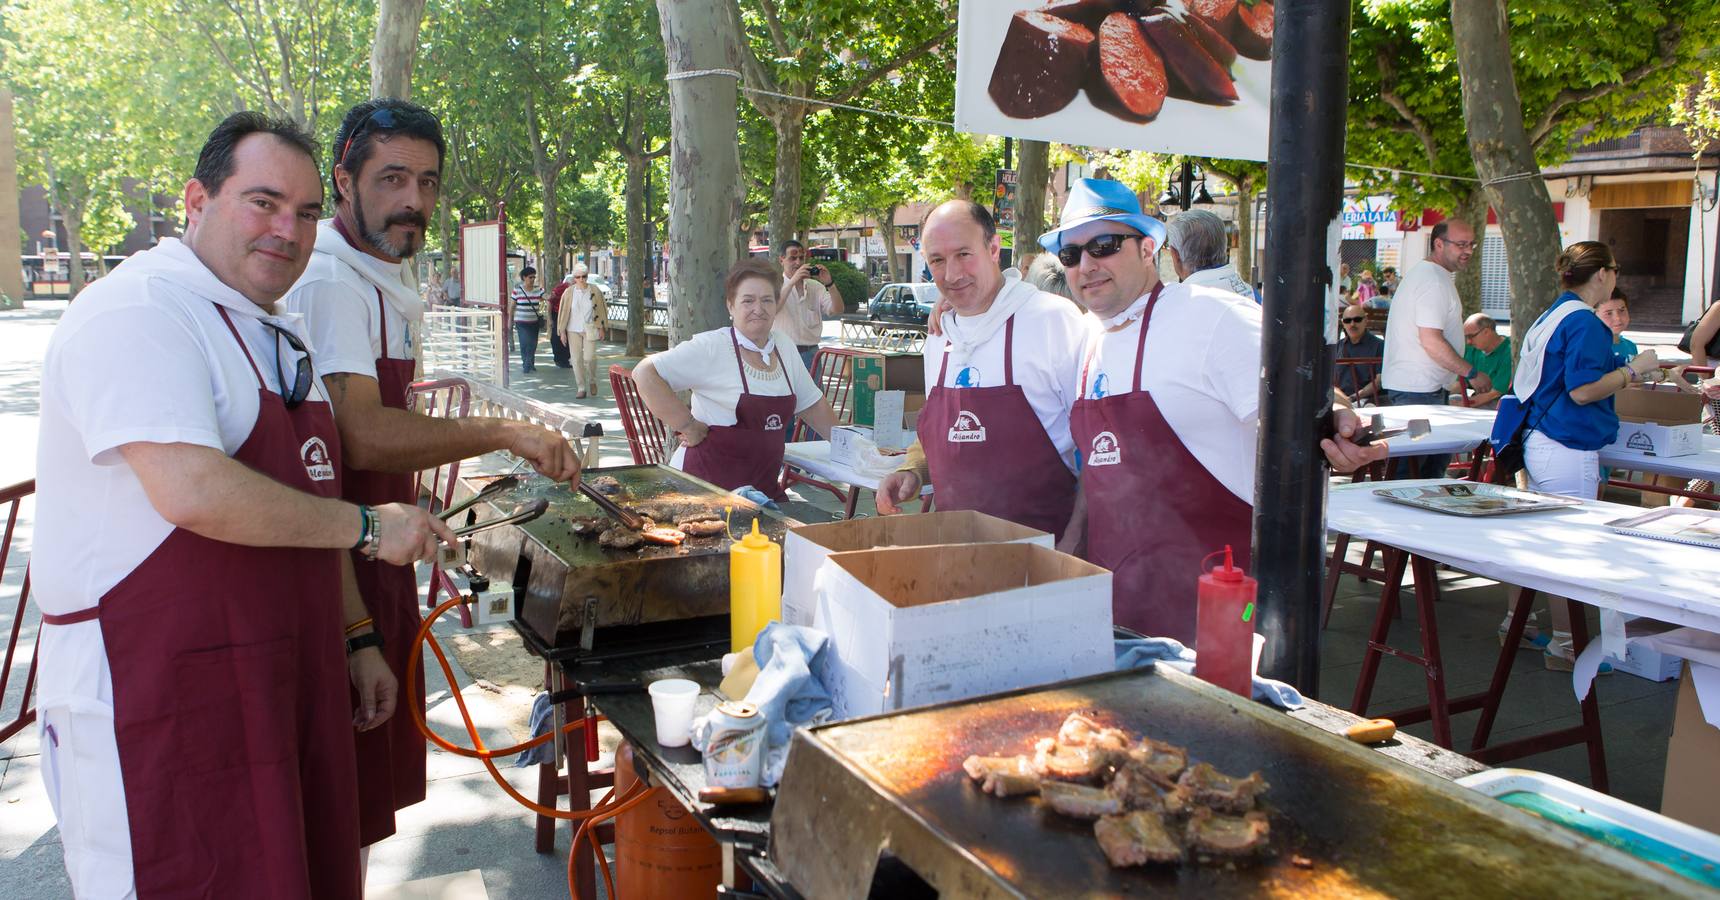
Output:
(1512, 241), (1662, 668)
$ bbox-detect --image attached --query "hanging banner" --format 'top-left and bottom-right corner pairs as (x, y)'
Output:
(954, 0), (1273, 161)
(993, 169), (1019, 229)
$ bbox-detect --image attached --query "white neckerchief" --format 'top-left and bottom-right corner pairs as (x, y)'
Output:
(126, 238), (313, 345)
(732, 327), (777, 360)
(313, 219), (424, 324)
(1511, 293), (1589, 402)
(939, 268), (1034, 369)
(1099, 292), (1153, 330)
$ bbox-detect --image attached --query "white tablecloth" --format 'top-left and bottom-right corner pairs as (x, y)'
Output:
(1602, 433), (1720, 482)
(1326, 479), (1720, 633)
(1369, 404), (1495, 458)
(783, 441), (933, 496)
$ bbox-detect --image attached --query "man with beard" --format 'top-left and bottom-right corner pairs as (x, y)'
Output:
(283, 99), (582, 860)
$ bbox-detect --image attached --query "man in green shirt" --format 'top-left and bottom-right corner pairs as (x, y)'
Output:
(1461, 313), (1512, 408)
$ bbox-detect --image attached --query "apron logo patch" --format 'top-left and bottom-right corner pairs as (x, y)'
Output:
(764, 413), (784, 431)
(948, 410), (987, 443)
(954, 366), (982, 388)
(301, 437), (336, 481)
(1089, 431), (1122, 467)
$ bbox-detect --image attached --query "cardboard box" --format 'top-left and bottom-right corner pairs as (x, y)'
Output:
(811, 542), (1112, 719)
(1616, 386), (1704, 425)
(1605, 638), (1684, 682)
(1661, 662), (1720, 833)
(1606, 422), (1703, 459)
(783, 510), (1054, 626)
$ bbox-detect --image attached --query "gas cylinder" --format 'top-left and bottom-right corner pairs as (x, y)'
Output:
(728, 519), (782, 652)
(614, 743), (722, 899)
(1195, 545), (1256, 698)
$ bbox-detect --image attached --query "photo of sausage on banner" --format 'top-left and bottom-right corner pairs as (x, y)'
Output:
(955, 0), (1272, 160)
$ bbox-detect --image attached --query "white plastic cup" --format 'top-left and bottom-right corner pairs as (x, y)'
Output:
(648, 678), (700, 748)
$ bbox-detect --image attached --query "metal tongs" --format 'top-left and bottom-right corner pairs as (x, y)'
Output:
(438, 474), (523, 521)
(578, 481), (646, 530)
(452, 497), (550, 539)
(1353, 413), (1431, 446)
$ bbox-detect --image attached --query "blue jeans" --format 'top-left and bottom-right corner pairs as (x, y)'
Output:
(1384, 388), (1451, 479)
(798, 345), (818, 370)
(515, 321), (541, 372)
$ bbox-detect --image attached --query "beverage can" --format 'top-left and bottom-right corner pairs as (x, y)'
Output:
(703, 700), (765, 789)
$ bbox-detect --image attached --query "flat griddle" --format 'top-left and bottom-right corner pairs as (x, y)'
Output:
(457, 464), (790, 659)
(770, 666), (1706, 898)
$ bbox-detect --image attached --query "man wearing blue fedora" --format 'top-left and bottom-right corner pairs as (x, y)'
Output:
(1044, 178), (1385, 643)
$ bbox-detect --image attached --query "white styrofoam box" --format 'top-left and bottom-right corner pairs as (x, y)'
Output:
(1606, 640), (1684, 682)
(812, 542), (1112, 719)
(782, 510), (1053, 627)
(1606, 422), (1702, 458)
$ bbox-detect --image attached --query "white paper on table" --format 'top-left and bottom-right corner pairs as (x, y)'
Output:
(1600, 606), (1628, 659)
(1576, 625), (1720, 726)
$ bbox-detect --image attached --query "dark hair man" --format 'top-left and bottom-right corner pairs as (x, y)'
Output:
(282, 99), (581, 856)
(776, 238), (845, 368)
(35, 112), (452, 898)
(1382, 218), (1481, 477)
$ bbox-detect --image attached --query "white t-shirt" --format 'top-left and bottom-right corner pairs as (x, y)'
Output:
(283, 245), (413, 377)
(923, 290), (1090, 473)
(1075, 283), (1262, 502)
(651, 328), (823, 427)
(1382, 259), (1462, 393)
(32, 240), (336, 893)
(775, 278), (833, 347)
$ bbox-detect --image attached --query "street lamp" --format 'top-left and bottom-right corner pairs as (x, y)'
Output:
(1158, 162), (1214, 211)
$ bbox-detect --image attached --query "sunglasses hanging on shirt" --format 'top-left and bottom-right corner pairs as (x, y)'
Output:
(266, 323), (315, 409)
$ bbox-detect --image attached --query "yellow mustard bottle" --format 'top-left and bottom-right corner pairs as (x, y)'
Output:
(728, 520), (782, 653)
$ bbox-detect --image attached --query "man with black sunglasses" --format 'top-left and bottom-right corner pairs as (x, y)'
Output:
(1039, 179), (1384, 644)
(284, 99), (582, 857)
(1336, 303), (1385, 404)
(33, 112), (454, 899)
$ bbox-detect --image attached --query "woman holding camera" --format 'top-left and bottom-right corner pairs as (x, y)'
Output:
(1505, 241), (1662, 667)
(631, 259), (839, 500)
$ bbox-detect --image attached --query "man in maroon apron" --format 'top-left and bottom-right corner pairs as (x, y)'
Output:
(285, 100), (582, 850)
(1040, 179), (1386, 642)
(34, 114), (452, 898)
(877, 201), (1089, 539)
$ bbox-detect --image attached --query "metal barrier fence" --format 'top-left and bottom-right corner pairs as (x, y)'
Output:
(423, 372), (600, 464)
(838, 316), (927, 354)
(0, 479), (37, 746)
(422, 307), (506, 386)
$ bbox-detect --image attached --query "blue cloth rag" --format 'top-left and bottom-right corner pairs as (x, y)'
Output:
(732, 485), (779, 509)
(691, 622), (834, 786)
(1114, 637), (1305, 710)
(515, 690), (558, 767)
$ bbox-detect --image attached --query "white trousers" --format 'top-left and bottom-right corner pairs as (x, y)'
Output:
(1524, 430), (1601, 500)
(39, 703), (136, 898)
(565, 329), (599, 393)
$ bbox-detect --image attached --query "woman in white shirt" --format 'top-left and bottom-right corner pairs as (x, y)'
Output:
(631, 259), (838, 499)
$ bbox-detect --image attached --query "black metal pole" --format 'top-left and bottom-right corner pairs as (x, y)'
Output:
(1178, 161), (1194, 211)
(1254, 0), (1351, 690)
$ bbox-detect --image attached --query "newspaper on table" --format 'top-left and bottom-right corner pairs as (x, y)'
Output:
(1372, 482), (1583, 517)
(1605, 507), (1720, 550)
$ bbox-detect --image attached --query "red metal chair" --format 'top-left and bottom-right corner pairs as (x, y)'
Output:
(610, 364), (670, 465)
(1333, 356), (1385, 406)
(0, 479), (38, 746)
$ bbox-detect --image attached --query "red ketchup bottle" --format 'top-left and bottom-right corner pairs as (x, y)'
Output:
(1195, 545), (1256, 698)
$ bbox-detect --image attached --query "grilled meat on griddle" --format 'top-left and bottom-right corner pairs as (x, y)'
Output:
(1127, 737), (1188, 788)
(677, 518), (727, 537)
(1185, 807), (1271, 858)
(1176, 762), (1269, 814)
(588, 476), (625, 495)
(1095, 810), (1184, 867)
(962, 755), (1039, 798)
(1039, 780), (1123, 819)
(598, 528), (644, 550)
(1032, 737), (1111, 784)
(1057, 713), (1132, 755)
(1106, 761), (1168, 812)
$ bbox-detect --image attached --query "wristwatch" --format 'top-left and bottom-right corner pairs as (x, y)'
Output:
(1464, 365), (1480, 380)
(346, 632), (385, 656)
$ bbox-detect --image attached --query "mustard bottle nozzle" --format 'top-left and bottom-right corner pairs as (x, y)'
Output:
(740, 518), (772, 548)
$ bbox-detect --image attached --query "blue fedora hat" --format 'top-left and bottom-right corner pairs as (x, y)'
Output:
(1039, 178), (1167, 253)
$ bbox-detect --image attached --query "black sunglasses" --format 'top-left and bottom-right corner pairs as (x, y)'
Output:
(1341, 316), (1366, 324)
(338, 106), (438, 167)
(267, 324), (314, 409)
(1057, 234), (1138, 268)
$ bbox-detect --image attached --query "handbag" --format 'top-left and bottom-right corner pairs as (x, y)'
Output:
(1676, 315), (1720, 358)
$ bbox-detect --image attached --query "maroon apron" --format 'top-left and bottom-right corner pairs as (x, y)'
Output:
(681, 330), (797, 500)
(44, 305), (360, 899)
(918, 317), (1078, 539)
(1069, 284), (1253, 644)
(343, 289), (427, 846)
